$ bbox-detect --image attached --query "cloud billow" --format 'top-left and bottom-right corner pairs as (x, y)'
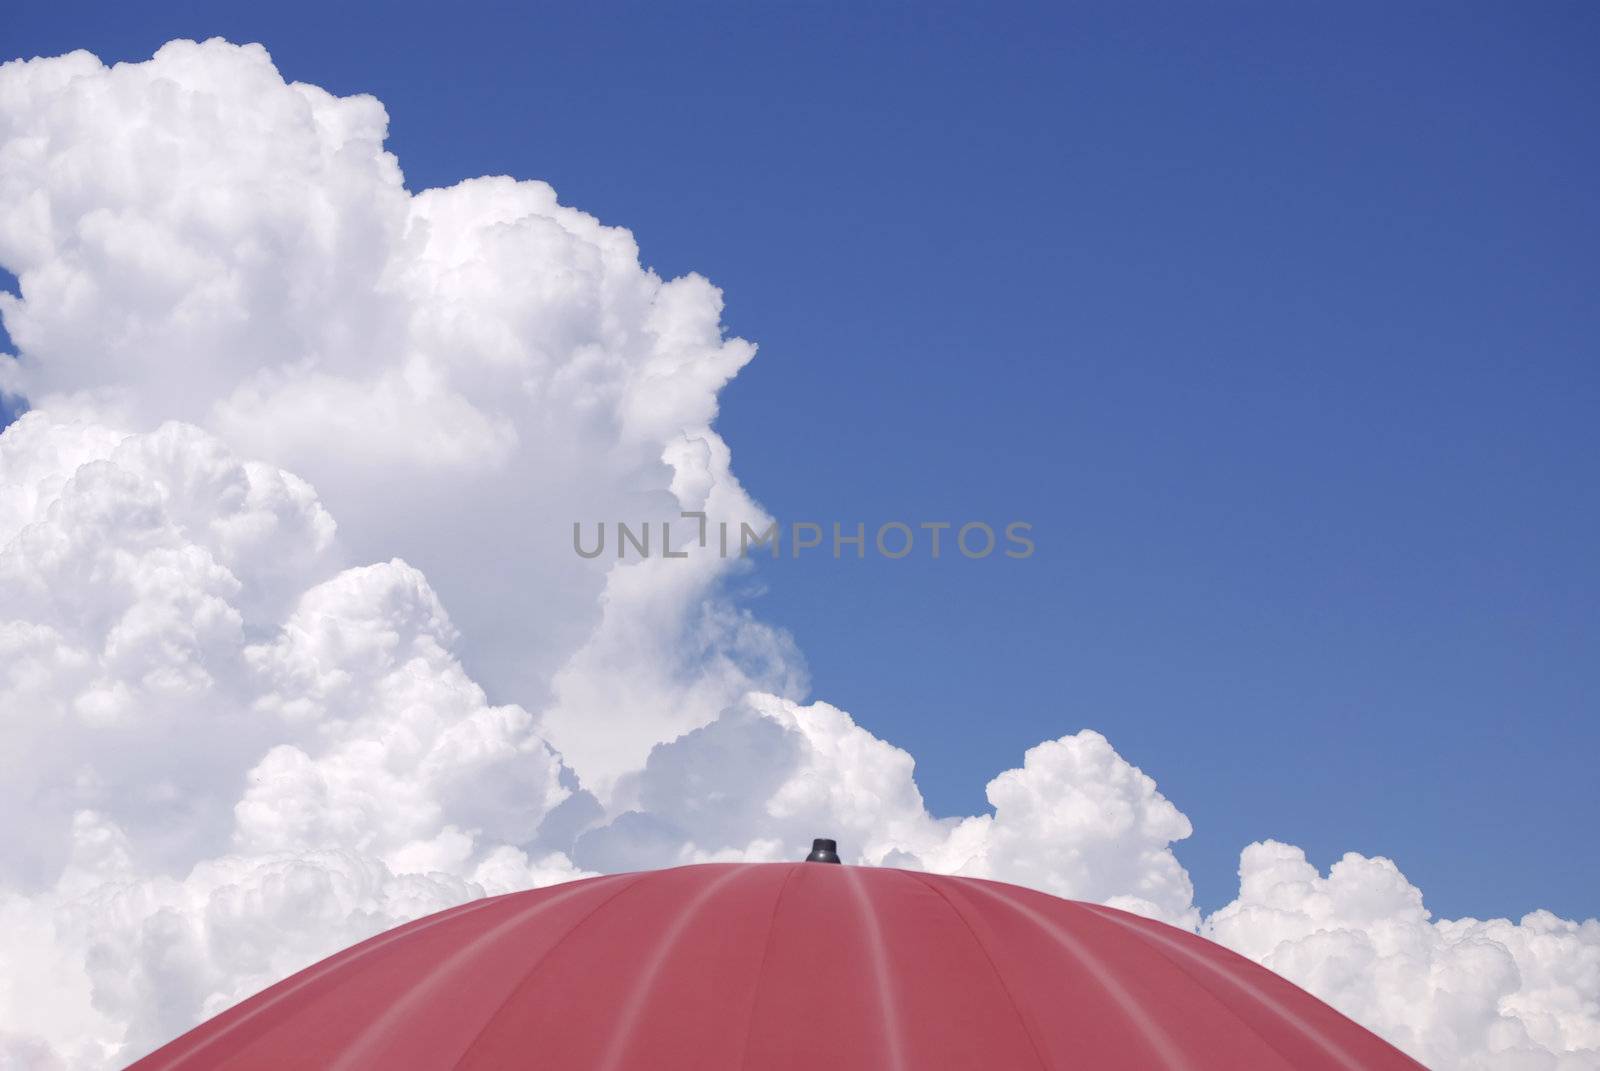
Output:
(0, 39), (1593, 1070)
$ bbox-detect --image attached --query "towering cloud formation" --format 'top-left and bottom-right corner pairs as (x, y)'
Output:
(0, 39), (787, 797)
(0, 40), (1593, 1070)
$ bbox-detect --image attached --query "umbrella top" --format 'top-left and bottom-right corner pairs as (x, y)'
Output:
(131, 853), (1425, 1071)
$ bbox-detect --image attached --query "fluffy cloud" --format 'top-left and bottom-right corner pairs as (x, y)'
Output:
(0, 37), (1594, 1071)
(581, 695), (1197, 925)
(1, 831), (489, 1068)
(0, 414), (337, 886)
(0, 413), (587, 1064)
(0, 38), (791, 796)
(1207, 843), (1600, 1070)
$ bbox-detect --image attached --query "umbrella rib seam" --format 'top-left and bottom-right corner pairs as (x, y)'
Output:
(735, 862), (802, 1071)
(1068, 904), (1316, 1069)
(1075, 903), (1379, 1071)
(448, 873), (652, 1070)
(956, 879), (1198, 1071)
(841, 865), (907, 1071)
(596, 866), (757, 1071)
(141, 894), (508, 1071)
(901, 870), (1051, 1071)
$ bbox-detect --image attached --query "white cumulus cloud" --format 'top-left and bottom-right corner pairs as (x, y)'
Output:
(1207, 842), (1600, 1070)
(576, 695), (1197, 926)
(0, 37), (792, 798)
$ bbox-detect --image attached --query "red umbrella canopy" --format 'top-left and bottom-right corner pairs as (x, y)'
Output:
(131, 849), (1425, 1070)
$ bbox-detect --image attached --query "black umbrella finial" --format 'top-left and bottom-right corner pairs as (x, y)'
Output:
(804, 837), (841, 864)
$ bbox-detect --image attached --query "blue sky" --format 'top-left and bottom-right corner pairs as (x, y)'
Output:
(6, 2), (1596, 922)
